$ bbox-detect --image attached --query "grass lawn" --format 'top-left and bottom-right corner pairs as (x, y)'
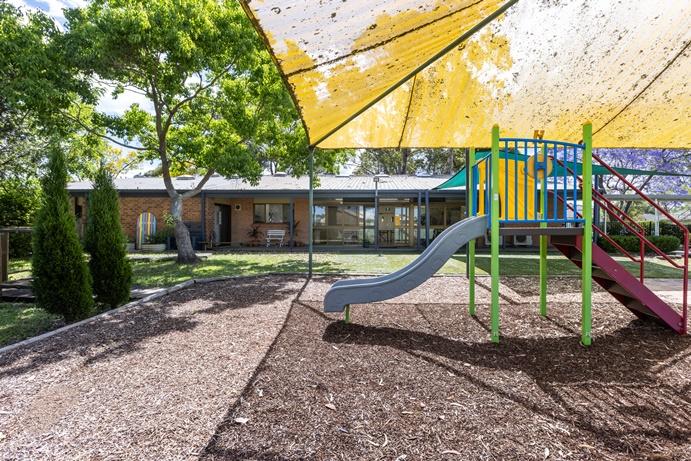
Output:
(0, 303), (62, 347)
(129, 250), (684, 288)
(8, 258), (31, 281)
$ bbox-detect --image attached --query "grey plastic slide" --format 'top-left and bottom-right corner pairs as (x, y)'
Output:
(324, 215), (488, 313)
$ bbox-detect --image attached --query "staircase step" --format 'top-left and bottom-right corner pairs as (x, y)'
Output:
(592, 268), (613, 280)
(606, 283), (633, 298)
(0, 287), (35, 303)
(0, 278), (32, 289)
(551, 233), (684, 334)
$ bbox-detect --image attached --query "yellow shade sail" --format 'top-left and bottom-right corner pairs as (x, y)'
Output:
(241, 1), (691, 149)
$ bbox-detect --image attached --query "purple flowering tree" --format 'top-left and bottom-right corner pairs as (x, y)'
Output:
(595, 149), (690, 218)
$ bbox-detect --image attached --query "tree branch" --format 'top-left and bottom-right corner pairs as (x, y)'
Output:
(180, 169), (215, 199)
(61, 110), (149, 151)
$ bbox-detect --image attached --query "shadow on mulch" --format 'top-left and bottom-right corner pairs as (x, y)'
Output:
(202, 285), (691, 460)
(0, 276), (301, 379)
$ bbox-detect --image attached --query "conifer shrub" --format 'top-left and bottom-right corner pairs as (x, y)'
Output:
(85, 167), (132, 308)
(32, 146), (94, 321)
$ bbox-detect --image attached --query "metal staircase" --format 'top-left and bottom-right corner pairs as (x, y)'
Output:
(552, 234), (685, 333)
(552, 153), (688, 334)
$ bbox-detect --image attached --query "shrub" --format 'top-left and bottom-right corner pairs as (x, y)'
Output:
(598, 235), (680, 254)
(648, 235), (680, 253)
(599, 235), (639, 253)
(146, 229), (171, 244)
(599, 219), (689, 241)
(32, 146), (94, 322)
(0, 180), (40, 257)
(84, 168), (132, 308)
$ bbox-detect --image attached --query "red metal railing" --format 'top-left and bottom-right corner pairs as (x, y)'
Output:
(553, 155), (688, 333)
(592, 153), (688, 334)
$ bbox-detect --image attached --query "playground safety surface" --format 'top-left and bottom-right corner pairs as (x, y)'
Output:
(203, 276), (691, 461)
(0, 276), (305, 460)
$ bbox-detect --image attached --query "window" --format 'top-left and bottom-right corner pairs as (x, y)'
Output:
(254, 203), (290, 223)
(429, 206), (445, 226)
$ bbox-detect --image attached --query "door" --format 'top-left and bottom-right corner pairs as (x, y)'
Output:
(379, 206), (395, 247)
(214, 204), (231, 244)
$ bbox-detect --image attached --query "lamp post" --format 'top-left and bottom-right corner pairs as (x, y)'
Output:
(374, 175), (380, 251)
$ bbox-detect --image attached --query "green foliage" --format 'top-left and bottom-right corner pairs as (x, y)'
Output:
(649, 235), (681, 253)
(600, 220), (690, 241)
(32, 147), (94, 321)
(0, 180), (40, 257)
(599, 235), (680, 254)
(63, 0), (346, 261)
(85, 168), (132, 308)
(355, 148), (465, 175)
(146, 229), (171, 245)
(1, 3), (134, 187)
(64, 0), (317, 180)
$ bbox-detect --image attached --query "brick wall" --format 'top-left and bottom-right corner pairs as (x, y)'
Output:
(204, 196), (309, 246)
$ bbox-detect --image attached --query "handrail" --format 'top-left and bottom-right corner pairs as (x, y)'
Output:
(554, 158), (686, 269)
(592, 153), (690, 234)
(592, 152), (688, 333)
(552, 158), (644, 234)
(555, 189), (639, 262)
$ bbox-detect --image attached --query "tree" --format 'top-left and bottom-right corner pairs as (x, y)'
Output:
(32, 146), (94, 322)
(1, 3), (129, 185)
(85, 167), (132, 308)
(0, 179), (41, 257)
(63, 0), (344, 263)
(354, 148), (465, 175)
(596, 149), (691, 215)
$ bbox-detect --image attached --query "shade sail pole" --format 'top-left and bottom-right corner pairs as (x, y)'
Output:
(308, 147), (315, 277)
(467, 147), (477, 317)
(309, 0), (520, 147)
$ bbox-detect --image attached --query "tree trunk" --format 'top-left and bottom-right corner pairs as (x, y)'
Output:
(399, 148), (411, 174)
(171, 195), (199, 264)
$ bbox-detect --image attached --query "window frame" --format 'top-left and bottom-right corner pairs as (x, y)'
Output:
(253, 203), (290, 224)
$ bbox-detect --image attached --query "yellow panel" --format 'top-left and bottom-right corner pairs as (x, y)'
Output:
(476, 159), (536, 220)
(243, 1), (691, 149)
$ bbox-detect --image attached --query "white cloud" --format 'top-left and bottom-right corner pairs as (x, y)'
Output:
(96, 84), (154, 115)
(8, 0), (86, 26)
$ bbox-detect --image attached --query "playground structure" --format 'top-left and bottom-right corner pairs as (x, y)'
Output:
(325, 124), (689, 345)
(241, 1), (691, 345)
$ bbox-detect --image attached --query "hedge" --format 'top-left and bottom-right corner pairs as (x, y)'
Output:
(598, 234), (680, 254)
(600, 220), (690, 240)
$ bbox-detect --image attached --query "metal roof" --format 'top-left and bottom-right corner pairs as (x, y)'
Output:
(67, 174), (451, 193)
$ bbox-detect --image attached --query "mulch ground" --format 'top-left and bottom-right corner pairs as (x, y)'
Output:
(0, 276), (305, 460)
(202, 276), (691, 461)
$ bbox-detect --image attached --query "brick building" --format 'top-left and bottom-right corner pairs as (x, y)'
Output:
(68, 173), (558, 249)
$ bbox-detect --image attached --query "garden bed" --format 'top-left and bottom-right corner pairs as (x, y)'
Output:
(203, 276), (691, 461)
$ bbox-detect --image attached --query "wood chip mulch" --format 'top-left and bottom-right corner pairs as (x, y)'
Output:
(0, 275), (305, 460)
(202, 276), (691, 461)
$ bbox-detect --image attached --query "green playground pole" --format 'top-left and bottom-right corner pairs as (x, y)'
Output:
(581, 122), (593, 346)
(308, 147), (314, 278)
(539, 144), (548, 317)
(490, 125), (500, 343)
(468, 147), (477, 316)
(344, 304), (351, 324)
